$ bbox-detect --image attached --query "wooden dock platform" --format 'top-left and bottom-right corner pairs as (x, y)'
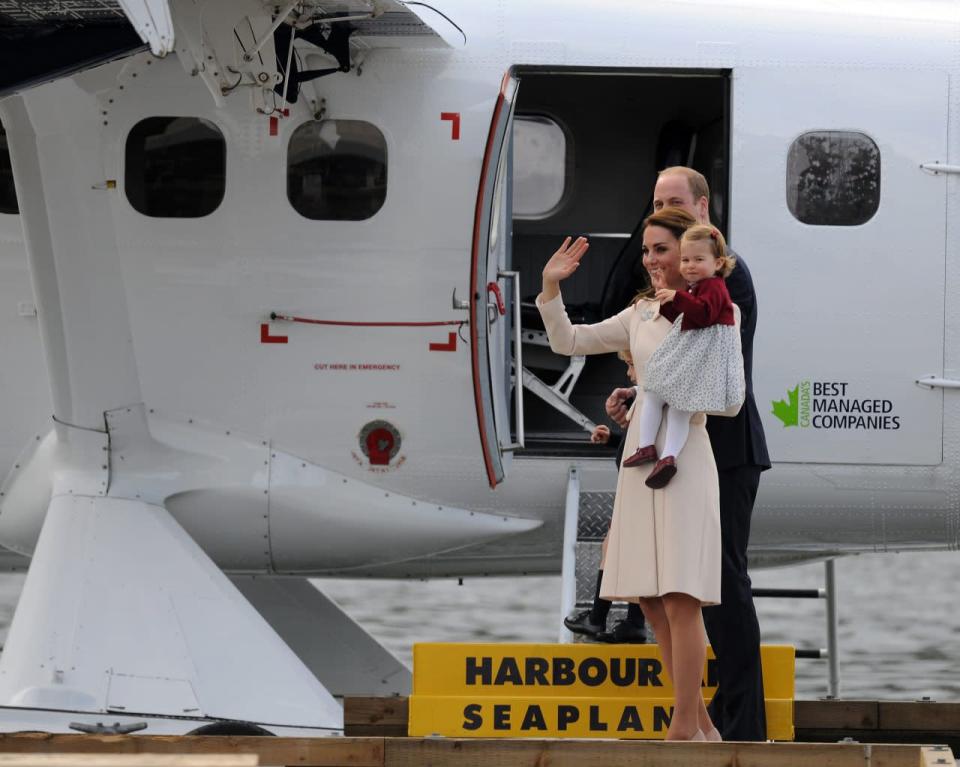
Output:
(0, 698), (952, 767)
(345, 695), (960, 749)
(0, 733), (952, 767)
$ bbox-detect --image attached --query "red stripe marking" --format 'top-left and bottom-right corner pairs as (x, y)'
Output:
(274, 314), (462, 328)
(441, 112), (461, 140)
(269, 116), (278, 136)
(260, 323), (288, 344)
(429, 332), (457, 352)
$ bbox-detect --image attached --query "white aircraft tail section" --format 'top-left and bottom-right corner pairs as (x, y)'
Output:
(0, 495), (343, 731)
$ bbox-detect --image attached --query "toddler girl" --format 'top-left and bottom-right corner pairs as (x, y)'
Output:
(622, 225), (745, 488)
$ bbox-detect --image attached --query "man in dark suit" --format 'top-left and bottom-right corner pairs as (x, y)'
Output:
(606, 166), (771, 741)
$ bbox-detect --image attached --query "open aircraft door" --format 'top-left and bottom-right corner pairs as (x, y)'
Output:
(472, 73), (523, 487)
(733, 68), (947, 465)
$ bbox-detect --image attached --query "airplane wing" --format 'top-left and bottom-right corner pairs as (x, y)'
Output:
(0, 0), (464, 107)
(0, 1), (144, 98)
(0, 0), (463, 97)
(349, 0), (466, 49)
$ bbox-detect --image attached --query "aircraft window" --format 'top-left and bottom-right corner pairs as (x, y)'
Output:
(125, 117), (226, 218)
(287, 120), (387, 221)
(787, 131), (880, 226)
(513, 115), (566, 219)
(0, 125), (18, 215)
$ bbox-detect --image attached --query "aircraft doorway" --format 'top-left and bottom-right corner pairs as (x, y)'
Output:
(510, 69), (730, 456)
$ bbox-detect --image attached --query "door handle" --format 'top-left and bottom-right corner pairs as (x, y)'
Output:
(916, 376), (960, 389)
(499, 270), (524, 452)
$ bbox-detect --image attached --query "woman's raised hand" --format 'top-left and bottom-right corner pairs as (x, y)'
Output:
(541, 236), (589, 301)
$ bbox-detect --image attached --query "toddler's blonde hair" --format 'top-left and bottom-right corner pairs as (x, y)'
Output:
(681, 224), (736, 278)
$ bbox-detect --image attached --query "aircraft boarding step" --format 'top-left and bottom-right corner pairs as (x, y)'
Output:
(558, 473), (648, 642)
(558, 469), (844, 694)
(570, 489), (649, 641)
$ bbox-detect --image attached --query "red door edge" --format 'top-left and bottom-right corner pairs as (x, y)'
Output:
(470, 71), (513, 489)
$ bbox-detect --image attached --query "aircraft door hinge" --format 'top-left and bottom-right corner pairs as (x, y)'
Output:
(452, 287), (469, 311)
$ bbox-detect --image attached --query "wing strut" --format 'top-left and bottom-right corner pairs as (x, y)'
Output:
(0, 495), (343, 730)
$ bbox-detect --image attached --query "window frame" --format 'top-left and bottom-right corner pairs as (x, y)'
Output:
(0, 123), (18, 216)
(785, 129), (881, 227)
(124, 115), (228, 219)
(512, 112), (572, 222)
(285, 118), (389, 223)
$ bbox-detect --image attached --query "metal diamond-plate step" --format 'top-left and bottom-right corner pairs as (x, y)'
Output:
(577, 491), (615, 539)
(575, 541), (603, 603)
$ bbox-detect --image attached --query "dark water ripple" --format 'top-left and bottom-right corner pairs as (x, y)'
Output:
(0, 550), (957, 701)
(318, 550), (960, 701)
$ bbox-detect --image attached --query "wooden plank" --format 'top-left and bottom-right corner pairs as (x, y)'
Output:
(344, 698), (408, 737)
(879, 702), (960, 732)
(384, 738), (928, 767)
(0, 756), (257, 767)
(920, 745), (956, 767)
(340, 727), (405, 739)
(0, 736), (384, 767)
(794, 700), (879, 730)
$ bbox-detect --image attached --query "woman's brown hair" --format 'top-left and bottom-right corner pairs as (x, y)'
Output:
(632, 206), (698, 303)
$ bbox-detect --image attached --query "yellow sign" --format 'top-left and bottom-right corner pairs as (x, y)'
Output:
(409, 643), (794, 740)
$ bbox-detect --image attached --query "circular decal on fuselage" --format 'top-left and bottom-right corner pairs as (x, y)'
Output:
(358, 420), (402, 466)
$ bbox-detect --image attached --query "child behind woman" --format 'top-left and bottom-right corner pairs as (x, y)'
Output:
(569, 349), (647, 644)
(622, 225), (745, 488)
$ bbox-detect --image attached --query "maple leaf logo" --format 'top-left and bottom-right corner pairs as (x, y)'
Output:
(771, 385), (799, 427)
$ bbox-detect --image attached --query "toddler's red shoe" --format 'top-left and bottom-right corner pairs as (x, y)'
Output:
(645, 456), (677, 489)
(622, 444), (657, 468)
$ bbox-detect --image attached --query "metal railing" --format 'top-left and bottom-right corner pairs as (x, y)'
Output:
(752, 559), (840, 697)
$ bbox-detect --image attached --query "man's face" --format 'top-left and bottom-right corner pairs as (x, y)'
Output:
(653, 173), (709, 224)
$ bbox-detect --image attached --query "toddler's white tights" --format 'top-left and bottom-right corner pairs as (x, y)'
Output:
(637, 392), (693, 459)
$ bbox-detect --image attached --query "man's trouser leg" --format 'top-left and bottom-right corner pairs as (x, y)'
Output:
(704, 465), (766, 741)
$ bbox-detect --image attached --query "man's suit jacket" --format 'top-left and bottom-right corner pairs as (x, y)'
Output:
(706, 252), (771, 471)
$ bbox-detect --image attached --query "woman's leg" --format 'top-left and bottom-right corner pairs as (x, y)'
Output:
(662, 407), (693, 459)
(637, 597), (670, 665)
(662, 592), (713, 740)
(639, 596), (715, 737)
(694, 607), (721, 740)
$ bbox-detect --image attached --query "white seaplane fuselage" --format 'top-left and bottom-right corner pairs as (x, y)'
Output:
(2, 1), (959, 578)
(0, 0), (956, 734)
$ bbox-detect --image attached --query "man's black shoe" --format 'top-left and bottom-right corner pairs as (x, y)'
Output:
(597, 619), (648, 644)
(563, 609), (606, 638)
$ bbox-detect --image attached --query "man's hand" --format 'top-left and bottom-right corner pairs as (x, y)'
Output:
(605, 387), (635, 427)
(590, 425), (611, 444)
(655, 288), (676, 304)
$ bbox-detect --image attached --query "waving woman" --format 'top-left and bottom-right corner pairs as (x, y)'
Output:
(537, 208), (732, 741)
